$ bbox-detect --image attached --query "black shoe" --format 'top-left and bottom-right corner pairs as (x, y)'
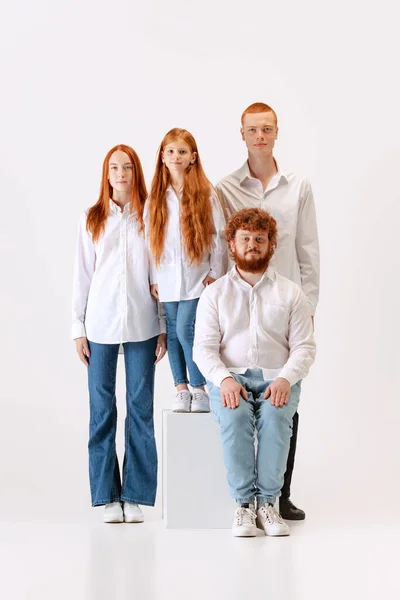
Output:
(279, 497), (306, 521)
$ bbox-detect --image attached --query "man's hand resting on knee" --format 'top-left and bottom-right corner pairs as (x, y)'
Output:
(220, 377), (248, 409)
(264, 377), (291, 407)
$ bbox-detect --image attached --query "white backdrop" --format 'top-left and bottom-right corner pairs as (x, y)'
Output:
(1, 0), (399, 524)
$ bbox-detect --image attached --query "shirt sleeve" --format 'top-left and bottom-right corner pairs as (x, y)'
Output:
(208, 189), (228, 280)
(71, 212), (96, 340)
(295, 179), (320, 315)
(278, 286), (316, 385)
(143, 200), (158, 285)
(215, 182), (234, 219)
(158, 300), (166, 334)
(193, 289), (232, 387)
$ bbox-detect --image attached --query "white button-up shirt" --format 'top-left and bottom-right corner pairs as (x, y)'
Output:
(216, 161), (320, 315)
(148, 187), (228, 302)
(193, 266), (316, 388)
(72, 200), (165, 343)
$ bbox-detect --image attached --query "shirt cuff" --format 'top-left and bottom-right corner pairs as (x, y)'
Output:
(277, 368), (299, 387)
(150, 262), (158, 286)
(209, 366), (234, 388)
(71, 321), (86, 340)
(307, 299), (317, 317)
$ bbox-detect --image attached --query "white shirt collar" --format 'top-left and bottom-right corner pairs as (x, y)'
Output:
(238, 160), (288, 187)
(229, 264), (276, 286)
(167, 185), (182, 198)
(109, 199), (130, 214)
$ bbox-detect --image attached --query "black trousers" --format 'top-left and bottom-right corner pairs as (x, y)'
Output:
(280, 411), (299, 499)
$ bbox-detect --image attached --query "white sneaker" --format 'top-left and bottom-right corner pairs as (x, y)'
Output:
(256, 504), (290, 536)
(232, 506), (257, 537)
(103, 502), (123, 523)
(191, 390), (210, 413)
(172, 390), (191, 412)
(123, 502), (144, 523)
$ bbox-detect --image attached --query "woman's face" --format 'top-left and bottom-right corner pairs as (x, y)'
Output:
(108, 150), (133, 193)
(161, 138), (196, 174)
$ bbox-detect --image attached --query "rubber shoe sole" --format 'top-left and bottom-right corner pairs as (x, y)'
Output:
(232, 525), (257, 537)
(124, 514), (144, 523)
(256, 516), (290, 536)
(171, 405), (190, 413)
(190, 402), (210, 413)
(103, 515), (124, 524)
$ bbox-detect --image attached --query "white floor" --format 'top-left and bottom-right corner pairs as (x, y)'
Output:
(1, 508), (398, 600)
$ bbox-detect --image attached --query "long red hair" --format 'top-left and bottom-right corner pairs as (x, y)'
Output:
(148, 129), (213, 266)
(86, 144), (147, 242)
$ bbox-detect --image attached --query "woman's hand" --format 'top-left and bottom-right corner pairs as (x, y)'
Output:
(155, 333), (167, 364)
(75, 337), (90, 367)
(203, 275), (216, 287)
(150, 284), (159, 299)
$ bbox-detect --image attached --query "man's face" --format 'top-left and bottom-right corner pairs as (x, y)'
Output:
(241, 112), (278, 157)
(230, 228), (272, 273)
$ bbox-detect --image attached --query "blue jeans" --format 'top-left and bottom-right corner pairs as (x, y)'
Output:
(208, 369), (301, 505)
(164, 299), (206, 388)
(87, 337), (158, 507)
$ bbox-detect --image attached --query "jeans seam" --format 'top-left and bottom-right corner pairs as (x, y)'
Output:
(92, 497), (121, 506)
(189, 379), (207, 387)
(111, 398), (119, 499)
(124, 390), (131, 491)
(120, 496), (155, 507)
(165, 303), (188, 385)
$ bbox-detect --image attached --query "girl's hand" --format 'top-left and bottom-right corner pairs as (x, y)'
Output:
(203, 275), (216, 287)
(150, 284), (159, 299)
(75, 337), (90, 367)
(155, 333), (167, 364)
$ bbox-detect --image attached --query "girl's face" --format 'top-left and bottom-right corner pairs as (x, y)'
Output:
(108, 150), (133, 193)
(161, 139), (196, 174)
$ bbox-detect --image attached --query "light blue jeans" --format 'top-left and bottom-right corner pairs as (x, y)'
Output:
(208, 368), (301, 505)
(163, 299), (206, 388)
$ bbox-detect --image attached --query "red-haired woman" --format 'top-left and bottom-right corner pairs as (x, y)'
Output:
(72, 145), (167, 524)
(148, 129), (227, 413)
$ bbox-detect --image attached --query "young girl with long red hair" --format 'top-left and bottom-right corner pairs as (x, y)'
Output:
(72, 144), (167, 524)
(148, 129), (227, 412)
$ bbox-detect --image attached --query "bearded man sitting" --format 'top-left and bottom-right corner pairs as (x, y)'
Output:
(193, 208), (316, 537)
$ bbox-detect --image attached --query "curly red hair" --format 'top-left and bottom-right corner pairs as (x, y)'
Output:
(225, 208), (278, 258)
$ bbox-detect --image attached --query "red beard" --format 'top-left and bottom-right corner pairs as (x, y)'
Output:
(232, 249), (272, 274)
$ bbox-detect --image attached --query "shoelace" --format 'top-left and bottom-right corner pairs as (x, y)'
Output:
(262, 505), (285, 524)
(192, 391), (207, 403)
(235, 507), (256, 527)
(176, 391), (191, 400)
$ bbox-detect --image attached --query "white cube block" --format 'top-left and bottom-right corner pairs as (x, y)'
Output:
(162, 410), (236, 528)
